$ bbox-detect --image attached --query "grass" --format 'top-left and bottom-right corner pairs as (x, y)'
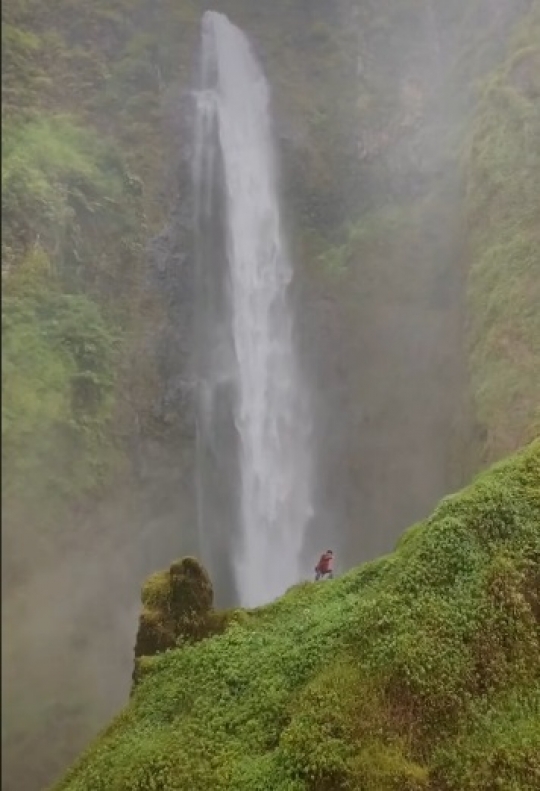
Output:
(53, 440), (540, 790)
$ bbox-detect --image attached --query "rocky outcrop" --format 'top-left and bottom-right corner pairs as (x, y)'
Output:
(132, 556), (228, 689)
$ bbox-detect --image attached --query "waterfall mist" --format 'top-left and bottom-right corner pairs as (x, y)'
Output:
(193, 11), (314, 607)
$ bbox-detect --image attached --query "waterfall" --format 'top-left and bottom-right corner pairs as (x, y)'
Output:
(193, 11), (313, 607)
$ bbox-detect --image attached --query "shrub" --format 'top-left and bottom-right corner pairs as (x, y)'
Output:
(54, 442), (540, 791)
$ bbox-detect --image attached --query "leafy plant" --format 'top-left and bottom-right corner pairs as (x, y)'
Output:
(52, 442), (540, 791)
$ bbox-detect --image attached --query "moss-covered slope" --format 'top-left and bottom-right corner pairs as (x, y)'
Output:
(54, 441), (540, 791)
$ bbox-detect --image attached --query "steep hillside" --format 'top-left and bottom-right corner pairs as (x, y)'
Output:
(54, 441), (540, 791)
(464, 7), (540, 459)
(2, 1), (539, 790)
(1, 0), (195, 586)
(2, 4), (199, 788)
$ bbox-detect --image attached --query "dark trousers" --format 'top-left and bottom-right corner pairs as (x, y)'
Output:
(315, 570), (333, 581)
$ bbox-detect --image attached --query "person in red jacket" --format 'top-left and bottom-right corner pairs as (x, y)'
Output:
(315, 549), (334, 581)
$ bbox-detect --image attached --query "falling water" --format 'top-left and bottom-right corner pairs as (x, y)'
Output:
(193, 11), (313, 607)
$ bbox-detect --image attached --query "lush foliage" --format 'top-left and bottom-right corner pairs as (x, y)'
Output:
(3, 1), (539, 789)
(1, 116), (144, 556)
(54, 441), (540, 790)
(3, 0), (535, 564)
(2, 10), (156, 785)
(301, 0), (540, 472)
(132, 556), (230, 688)
(464, 8), (540, 459)
(1, 1), (153, 561)
(2, 251), (118, 504)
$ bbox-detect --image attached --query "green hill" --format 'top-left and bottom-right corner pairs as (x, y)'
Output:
(3, 3), (539, 788)
(54, 440), (540, 791)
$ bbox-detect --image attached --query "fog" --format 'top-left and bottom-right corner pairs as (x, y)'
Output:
(2, 459), (198, 790)
(2, 0), (528, 789)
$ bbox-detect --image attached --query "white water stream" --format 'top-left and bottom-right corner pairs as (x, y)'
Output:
(194, 11), (313, 606)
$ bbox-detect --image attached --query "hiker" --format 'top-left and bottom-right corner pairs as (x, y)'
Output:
(314, 549), (334, 581)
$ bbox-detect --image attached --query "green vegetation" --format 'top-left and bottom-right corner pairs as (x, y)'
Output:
(3, 1), (539, 789)
(1, 1), (155, 561)
(464, 8), (540, 460)
(304, 0), (540, 469)
(1, 19), (161, 786)
(54, 441), (540, 791)
(3, 0), (535, 570)
(2, 254), (118, 504)
(132, 556), (230, 689)
(1, 113), (143, 542)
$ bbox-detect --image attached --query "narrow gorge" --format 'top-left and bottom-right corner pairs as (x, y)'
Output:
(2, 2), (539, 790)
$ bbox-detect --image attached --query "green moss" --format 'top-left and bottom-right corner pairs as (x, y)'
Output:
(169, 556), (214, 615)
(132, 557), (229, 691)
(54, 441), (540, 791)
(464, 6), (540, 462)
(4, 2), (539, 788)
(133, 607), (176, 662)
(140, 571), (171, 610)
(431, 689), (540, 790)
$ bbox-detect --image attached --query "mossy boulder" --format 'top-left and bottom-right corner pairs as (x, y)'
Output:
(55, 441), (540, 791)
(140, 570), (171, 610)
(132, 556), (226, 689)
(169, 556), (214, 615)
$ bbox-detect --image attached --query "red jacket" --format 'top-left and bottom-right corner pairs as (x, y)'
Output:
(316, 553), (333, 574)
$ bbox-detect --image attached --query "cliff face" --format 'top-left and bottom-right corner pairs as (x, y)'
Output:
(464, 7), (540, 459)
(54, 441), (540, 791)
(125, 0), (540, 563)
(3, 0), (537, 597)
(2, 1), (539, 790)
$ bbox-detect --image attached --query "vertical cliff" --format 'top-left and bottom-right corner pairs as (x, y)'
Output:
(2, 2), (539, 790)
